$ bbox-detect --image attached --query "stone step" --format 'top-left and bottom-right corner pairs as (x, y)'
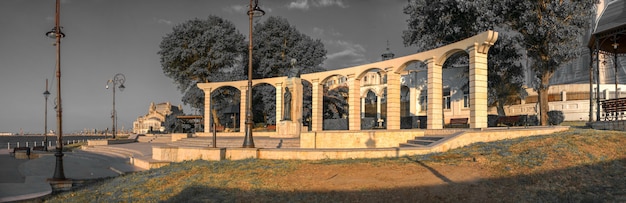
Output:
(170, 137), (300, 148)
(403, 136), (446, 147)
(81, 145), (145, 157)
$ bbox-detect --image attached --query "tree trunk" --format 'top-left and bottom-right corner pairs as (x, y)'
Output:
(539, 72), (553, 126)
(497, 101), (506, 116)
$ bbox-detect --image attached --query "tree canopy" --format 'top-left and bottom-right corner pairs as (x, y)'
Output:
(250, 16), (327, 79)
(158, 15), (246, 110)
(159, 15), (328, 126)
(403, 0), (597, 124)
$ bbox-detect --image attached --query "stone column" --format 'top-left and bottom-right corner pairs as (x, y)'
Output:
(275, 83), (283, 122)
(240, 85), (248, 132)
(311, 79), (323, 131)
(361, 97), (366, 118)
(347, 74), (361, 130)
(386, 69), (401, 130)
(469, 43), (489, 129)
(203, 87), (212, 133)
(427, 58), (443, 129)
(376, 95), (382, 121)
(410, 87), (417, 116)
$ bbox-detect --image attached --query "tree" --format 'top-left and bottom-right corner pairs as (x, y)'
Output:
(251, 16), (327, 79)
(324, 85), (349, 119)
(158, 15), (246, 110)
(487, 34), (525, 116)
(508, 0), (597, 125)
(402, 0), (524, 116)
(402, 0), (597, 125)
(247, 16), (328, 123)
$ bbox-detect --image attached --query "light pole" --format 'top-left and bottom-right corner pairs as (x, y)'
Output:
(43, 79), (50, 151)
(45, 0), (66, 181)
(106, 73), (126, 139)
(243, 0), (265, 148)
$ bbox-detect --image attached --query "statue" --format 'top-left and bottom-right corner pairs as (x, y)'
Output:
(283, 87), (292, 120)
(287, 58), (301, 78)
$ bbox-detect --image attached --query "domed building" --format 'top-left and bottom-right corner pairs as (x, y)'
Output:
(133, 102), (183, 133)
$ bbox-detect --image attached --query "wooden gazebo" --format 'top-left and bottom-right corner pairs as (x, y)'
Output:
(588, 0), (626, 121)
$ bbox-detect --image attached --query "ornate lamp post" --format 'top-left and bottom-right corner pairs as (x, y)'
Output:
(45, 0), (66, 181)
(43, 79), (50, 151)
(106, 73), (126, 139)
(243, 0), (265, 148)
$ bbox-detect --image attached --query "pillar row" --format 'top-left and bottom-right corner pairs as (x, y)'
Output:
(469, 44), (489, 128)
(311, 79), (323, 131)
(203, 87), (212, 133)
(239, 85), (248, 131)
(347, 74), (361, 130)
(275, 83), (283, 122)
(427, 58), (443, 129)
(386, 70), (401, 130)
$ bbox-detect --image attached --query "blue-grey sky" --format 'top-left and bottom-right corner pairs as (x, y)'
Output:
(0, 0), (414, 134)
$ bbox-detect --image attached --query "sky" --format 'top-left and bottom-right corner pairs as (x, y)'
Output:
(0, 0), (416, 134)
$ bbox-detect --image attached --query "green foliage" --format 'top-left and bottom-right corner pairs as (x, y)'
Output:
(402, 0), (525, 117)
(547, 110), (565, 125)
(402, 0), (598, 124)
(158, 16), (246, 109)
(251, 16), (327, 79)
(323, 85), (349, 119)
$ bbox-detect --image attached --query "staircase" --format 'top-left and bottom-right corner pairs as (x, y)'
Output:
(169, 136), (300, 148)
(400, 131), (466, 148)
(78, 145), (148, 173)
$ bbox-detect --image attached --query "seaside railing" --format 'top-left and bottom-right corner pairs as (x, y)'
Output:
(5, 139), (100, 150)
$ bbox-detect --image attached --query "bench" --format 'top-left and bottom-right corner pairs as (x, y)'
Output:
(266, 125), (276, 131)
(10, 147), (31, 159)
(497, 116), (521, 126)
(214, 125), (225, 132)
(601, 98), (626, 121)
(32, 146), (46, 151)
(448, 118), (468, 128)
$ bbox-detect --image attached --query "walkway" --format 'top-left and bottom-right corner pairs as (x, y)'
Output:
(0, 140), (156, 202)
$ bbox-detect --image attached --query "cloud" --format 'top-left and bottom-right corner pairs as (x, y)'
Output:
(223, 4), (247, 13)
(287, 0), (347, 10)
(312, 27), (342, 38)
(224, 4), (272, 14)
(323, 40), (369, 69)
(156, 18), (173, 25)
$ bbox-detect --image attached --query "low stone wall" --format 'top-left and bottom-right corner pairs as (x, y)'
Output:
(171, 133), (192, 142)
(300, 130), (422, 148)
(589, 121), (626, 131)
(87, 139), (135, 146)
(153, 146), (225, 162)
(427, 126), (570, 153)
(150, 126), (569, 164)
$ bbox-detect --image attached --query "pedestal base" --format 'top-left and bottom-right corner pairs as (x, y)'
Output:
(275, 120), (301, 138)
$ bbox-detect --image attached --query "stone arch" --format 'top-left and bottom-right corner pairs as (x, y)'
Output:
(210, 85), (241, 131)
(198, 30), (498, 134)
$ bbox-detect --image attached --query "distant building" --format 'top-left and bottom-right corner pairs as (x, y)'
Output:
(133, 102), (183, 134)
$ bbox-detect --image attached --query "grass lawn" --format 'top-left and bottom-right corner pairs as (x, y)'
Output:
(44, 127), (626, 202)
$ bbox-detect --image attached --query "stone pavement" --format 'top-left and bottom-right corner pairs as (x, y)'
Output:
(0, 141), (153, 202)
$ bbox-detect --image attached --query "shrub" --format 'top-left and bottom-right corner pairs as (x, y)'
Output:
(547, 111), (564, 125)
(488, 115), (499, 127)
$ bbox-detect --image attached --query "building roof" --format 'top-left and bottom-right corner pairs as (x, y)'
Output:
(589, 0), (626, 54)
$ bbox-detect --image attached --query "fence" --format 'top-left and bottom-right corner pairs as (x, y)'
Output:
(6, 139), (94, 150)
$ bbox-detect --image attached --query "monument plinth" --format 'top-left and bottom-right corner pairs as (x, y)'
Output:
(276, 77), (302, 138)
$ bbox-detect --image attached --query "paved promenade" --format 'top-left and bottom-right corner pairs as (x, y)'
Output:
(0, 141), (154, 202)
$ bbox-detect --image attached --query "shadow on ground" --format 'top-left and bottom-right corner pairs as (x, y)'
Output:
(158, 158), (625, 202)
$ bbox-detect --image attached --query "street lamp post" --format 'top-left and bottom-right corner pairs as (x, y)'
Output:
(243, 0), (265, 148)
(45, 0), (66, 181)
(106, 73), (126, 139)
(43, 79), (50, 151)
